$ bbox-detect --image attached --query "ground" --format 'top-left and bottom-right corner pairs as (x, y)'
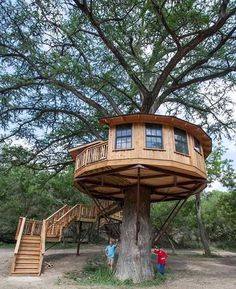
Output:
(1, 245), (236, 289)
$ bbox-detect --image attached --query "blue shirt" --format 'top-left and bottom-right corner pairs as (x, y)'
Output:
(105, 244), (117, 257)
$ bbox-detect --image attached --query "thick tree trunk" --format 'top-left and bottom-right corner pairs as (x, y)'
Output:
(115, 187), (154, 283)
(195, 193), (212, 256)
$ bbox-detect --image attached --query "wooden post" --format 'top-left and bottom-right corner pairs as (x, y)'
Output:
(76, 221), (83, 256)
(135, 167), (140, 244)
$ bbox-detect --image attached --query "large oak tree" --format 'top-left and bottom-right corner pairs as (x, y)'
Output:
(1, 0), (236, 282)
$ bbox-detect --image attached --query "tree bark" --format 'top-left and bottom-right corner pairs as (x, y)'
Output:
(195, 193), (212, 256)
(115, 187), (154, 283)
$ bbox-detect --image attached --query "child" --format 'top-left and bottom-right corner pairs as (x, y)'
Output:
(153, 246), (168, 274)
(105, 239), (117, 270)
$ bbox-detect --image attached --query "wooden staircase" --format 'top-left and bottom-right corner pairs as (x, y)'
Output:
(11, 201), (122, 276)
(11, 218), (46, 276)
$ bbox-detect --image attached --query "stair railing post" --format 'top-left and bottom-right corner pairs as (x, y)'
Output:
(39, 219), (46, 275)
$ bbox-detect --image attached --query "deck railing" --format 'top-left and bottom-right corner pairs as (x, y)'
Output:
(46, 204), (97, 238)
(23, 219), (43, 236)
(75, 141), (108, 170)
(46, 204), (71, 229)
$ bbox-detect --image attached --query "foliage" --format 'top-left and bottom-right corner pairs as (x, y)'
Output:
(203, 190), (236, 246)
(0, 0), (236, 169)
(151, 189), (236, 249)
(0, 145), (90, 241)
(206, 146), (236, 190)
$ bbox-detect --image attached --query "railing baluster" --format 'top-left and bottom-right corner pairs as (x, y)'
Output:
(75, 141), (108, 170)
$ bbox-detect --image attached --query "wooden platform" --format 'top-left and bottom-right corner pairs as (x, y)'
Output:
(69, 114), (212, 202)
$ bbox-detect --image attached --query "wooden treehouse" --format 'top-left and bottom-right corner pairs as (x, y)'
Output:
(70, 114), (211, 202)
(11, 202), (122, 276)
(69, 113), (212, 282)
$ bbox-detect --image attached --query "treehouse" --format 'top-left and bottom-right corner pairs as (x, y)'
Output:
(69, 114), (212, 203)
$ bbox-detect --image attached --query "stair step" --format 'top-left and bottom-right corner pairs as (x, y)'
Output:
(21, 235), (40, 240)
(20, 243), (41, 248)
(15, 264), (39, 269)
(11, 272), (39, 276)
(12, 268), (39, 274)
(19, 246), (40, 251)
(18, 250), (40, 256)
(17, 255), (40, 260)
(21, 239), (40, 244)
(16, 259), (40, 264)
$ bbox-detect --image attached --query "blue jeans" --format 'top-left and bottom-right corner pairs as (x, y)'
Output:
(157, 263), (165, 274)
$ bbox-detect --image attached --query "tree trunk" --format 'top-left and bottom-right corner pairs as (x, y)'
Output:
(115, 187), (154, 283)
(195, 193), (212, 256)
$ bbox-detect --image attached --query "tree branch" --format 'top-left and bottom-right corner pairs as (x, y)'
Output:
(73, 0), (149, 98)
(0, 106), (102, 139)
(151, 0), (181, 49)
(143, 1), (236, 112)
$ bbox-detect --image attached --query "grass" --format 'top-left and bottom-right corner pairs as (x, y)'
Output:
(64, 255), (167, 287)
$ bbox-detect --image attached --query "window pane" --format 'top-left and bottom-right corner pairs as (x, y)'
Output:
(116, 124), (132, 149)
(145, 124), (163, 149)
(174, 128), (188, 154)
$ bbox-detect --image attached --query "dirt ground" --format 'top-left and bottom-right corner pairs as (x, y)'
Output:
(1, 245), (236, 289)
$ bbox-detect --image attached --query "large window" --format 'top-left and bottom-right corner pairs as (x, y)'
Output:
(115, 124), (132, 149)
(174, 128), (189, 154)
(145, 124), (163, 149)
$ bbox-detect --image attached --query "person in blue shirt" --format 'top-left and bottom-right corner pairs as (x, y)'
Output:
(105, 239), (117, 270)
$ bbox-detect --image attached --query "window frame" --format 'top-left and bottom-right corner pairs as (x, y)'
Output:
(194, 137), (202, 154)
(115, 123), (133, 150)
(145, 123), (163, 150)
(174, 127), (189, 155)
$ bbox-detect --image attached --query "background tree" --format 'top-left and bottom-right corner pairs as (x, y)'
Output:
(0, 144), (89, 242)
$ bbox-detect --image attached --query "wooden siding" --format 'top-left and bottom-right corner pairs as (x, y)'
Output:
(104, 123), (206, 175)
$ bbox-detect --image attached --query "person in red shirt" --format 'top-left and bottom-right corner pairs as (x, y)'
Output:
(153, 246), (168, 274)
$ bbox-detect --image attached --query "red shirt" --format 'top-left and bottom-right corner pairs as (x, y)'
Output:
(154, 249), (168, 264)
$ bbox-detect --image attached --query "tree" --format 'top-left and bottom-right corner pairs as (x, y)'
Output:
(195, 146), (236, 256)
(202, 190), (236, 247)
(1, 0), (236, 282)
(1, 0), (236, 168)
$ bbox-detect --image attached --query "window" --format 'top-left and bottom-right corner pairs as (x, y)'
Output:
(145, 124), (163, 149)
(174, 128), (189, 154)
(194, 137), (201, 153)
(115, 124), (132, 149)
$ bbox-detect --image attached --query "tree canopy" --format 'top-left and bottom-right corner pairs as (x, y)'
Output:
(0, 0), (236, 169)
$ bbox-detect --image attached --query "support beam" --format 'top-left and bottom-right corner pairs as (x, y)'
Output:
(76, 221), (83, 256)
(153, 198), (188, 244)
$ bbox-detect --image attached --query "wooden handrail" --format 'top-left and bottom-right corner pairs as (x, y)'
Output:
(55, 204), (80, 224)
(46, 204), (69, 221)
(38, 219), (46, 275)
(14, 217), (26, 254)
(41, 220), (46, 255)
(76, 141), (108, 170)
(15, 217), (23, 240)
(45, 201), (120, 239)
